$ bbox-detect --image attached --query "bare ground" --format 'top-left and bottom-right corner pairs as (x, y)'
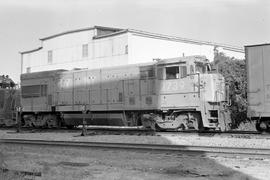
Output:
(0, 144), (265, 180)
(0, 130), (269, 179)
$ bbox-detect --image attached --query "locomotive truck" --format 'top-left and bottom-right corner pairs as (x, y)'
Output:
(245, 44), (270, 132)
(20, 55), (231, 131)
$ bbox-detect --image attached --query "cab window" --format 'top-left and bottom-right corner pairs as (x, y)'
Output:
(195, 65), (206, 74)
(166, 66), (179, 79)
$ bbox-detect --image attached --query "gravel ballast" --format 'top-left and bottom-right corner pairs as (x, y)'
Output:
(0, 130), (269, 149)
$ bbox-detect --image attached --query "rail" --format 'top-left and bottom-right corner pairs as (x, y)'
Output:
(1, 139), (270, 156)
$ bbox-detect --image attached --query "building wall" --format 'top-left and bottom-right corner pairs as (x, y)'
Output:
(21, 28), (244, 74)
(22, 31), (129, 74)
(128, 33), (217, 65)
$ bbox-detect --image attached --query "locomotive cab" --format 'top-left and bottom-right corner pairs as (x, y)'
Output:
(155, 56), (230, 131)
(157, 56), (210, 80)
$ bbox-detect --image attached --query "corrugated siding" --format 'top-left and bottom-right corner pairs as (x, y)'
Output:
(246, 46), (264, 114)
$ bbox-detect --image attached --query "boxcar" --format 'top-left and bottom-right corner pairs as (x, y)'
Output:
(245, 44), (270, 132)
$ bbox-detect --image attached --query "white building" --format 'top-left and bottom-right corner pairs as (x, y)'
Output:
(20, 26), (244, 74)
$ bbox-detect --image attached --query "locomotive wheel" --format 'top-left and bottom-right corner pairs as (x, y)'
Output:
(154, 112), (202, 131)
(155, 113), (189, 131)
(33, 115), (47, 128)
(184, 113), (200, 130)
(155, 123), (166, 131)
(23, 115), (35, 127)
(44, 115), (58, 128)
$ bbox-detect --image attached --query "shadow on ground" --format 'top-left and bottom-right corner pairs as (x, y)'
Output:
(0, 135), (264, 180)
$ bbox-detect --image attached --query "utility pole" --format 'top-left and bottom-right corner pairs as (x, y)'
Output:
(16, 106), (22, 133)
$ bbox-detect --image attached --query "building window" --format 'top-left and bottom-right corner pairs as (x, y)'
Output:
(26, 67), (31, 73)
(48, 50), (53, 64)
(82, 44), (88, 58)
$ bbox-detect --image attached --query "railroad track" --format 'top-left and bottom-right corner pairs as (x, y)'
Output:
(1, 138), (270, 157)
(0, 126), (263, 135)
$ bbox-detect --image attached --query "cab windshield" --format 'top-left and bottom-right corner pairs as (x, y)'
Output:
(195, 62), (210, 74)
(166, 66), (179, 79)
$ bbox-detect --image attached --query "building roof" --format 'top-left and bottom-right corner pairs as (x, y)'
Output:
(20, 47), (42, 55)
(94, 28), (243, 53)
(92, 27), (243, 53)
(21, 25), (244, 54)
(244, 43), (270, 47)
(40, 26), (123, 41)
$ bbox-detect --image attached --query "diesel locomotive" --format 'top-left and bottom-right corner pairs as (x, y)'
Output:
(20, 56), (231, 131)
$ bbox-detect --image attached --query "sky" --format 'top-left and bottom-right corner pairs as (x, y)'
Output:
(0, 0), (269, 83)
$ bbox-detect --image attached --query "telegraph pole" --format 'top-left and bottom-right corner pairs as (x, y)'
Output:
(16, 106), (22, 133)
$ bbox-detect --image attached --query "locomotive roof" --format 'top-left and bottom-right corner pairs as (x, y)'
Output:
(21, 69), (67, 80)
(156, 55), (208, 66)
(60, 56), (207, 74)
(59, 62), (156, 74)
(20, 56), (209, 78)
